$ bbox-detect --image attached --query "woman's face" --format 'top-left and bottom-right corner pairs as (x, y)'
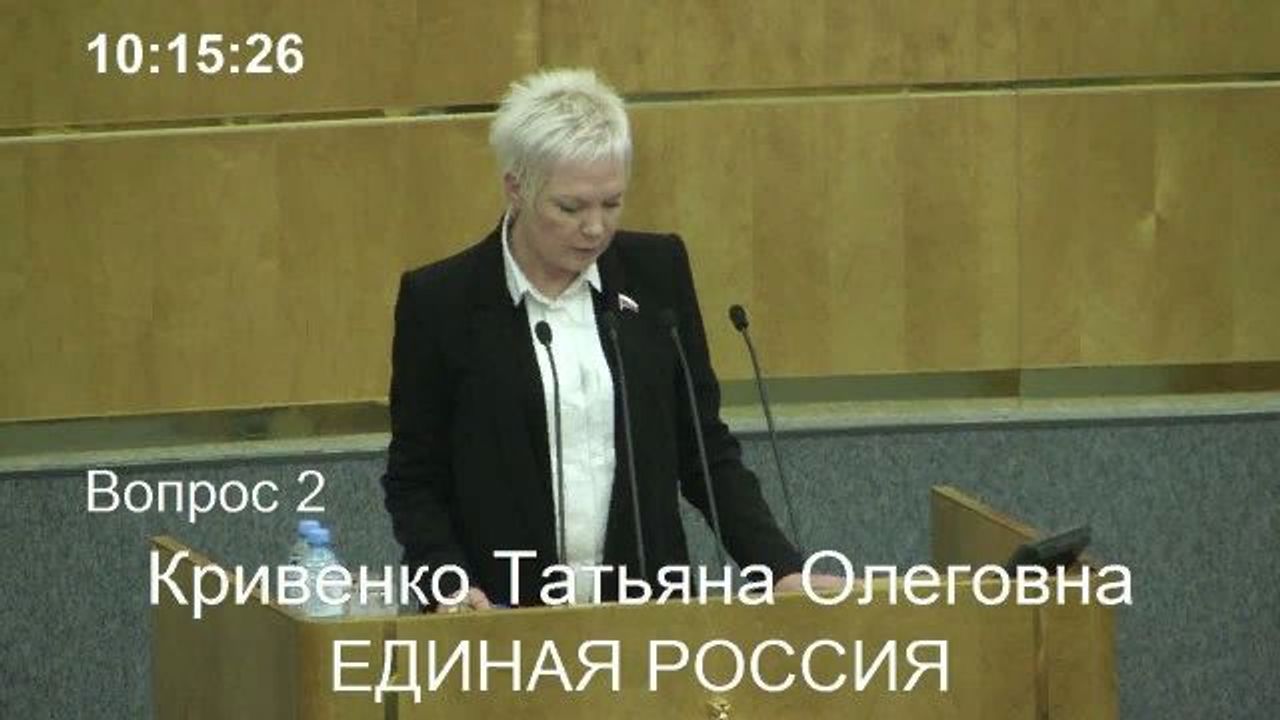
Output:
(508, 157), (627, 295)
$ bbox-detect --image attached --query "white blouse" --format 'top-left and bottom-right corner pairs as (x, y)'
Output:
(501, 213), (617, 603)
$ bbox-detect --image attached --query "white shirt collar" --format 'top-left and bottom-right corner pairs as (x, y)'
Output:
(501, 209), (601, 307)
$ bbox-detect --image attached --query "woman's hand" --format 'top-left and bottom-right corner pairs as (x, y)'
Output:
(435, 587), (493, 613)
(773, 572), (847, 596)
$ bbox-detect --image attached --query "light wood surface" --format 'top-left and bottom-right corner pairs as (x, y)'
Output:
(1040, 599), (1119, 720)
(9, 2), (1277, 130)
(928, 486), (1118, 720)
(1017, 0), (1280, 79)
(5, 85), (1280, 420)
(4, 4), (1279, 421)
(1, 0), (537, 129)
(151, 486), (1118, 718)
(390, 584), (1039, 719)
(929, 485), (1036, 568)
(150, 536), (390, 720)
(2, 92), (1023, 419)
(1018, 85), (1280, 367)
(626, 93), (1020, 380)
(0, 117), (500, 420)
(541, 0), (1018, 91)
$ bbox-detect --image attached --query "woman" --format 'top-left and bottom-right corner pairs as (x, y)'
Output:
(381, 68), (822, 611)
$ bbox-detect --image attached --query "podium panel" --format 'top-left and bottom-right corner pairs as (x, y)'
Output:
(151, 487), (1116, 719)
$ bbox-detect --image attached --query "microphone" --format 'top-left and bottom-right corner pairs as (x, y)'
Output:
(728, 304), (803, 555)
(602, 311), (648, 581)
(659, 308), (727, 572)
(534, 320), (567, 566)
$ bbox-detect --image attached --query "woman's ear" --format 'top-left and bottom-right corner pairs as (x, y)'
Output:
(502, 172), (523, 209)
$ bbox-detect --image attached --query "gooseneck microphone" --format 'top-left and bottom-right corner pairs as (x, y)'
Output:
(659, 308), (727, 571)
(602, 311), (648, 581)
(533, 320), (567, 565)
(728, 304), (803, 555)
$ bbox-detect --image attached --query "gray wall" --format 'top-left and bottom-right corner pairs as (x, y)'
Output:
(1, 414), (1277, 719)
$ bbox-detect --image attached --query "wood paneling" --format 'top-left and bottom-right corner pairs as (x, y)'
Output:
(1230, 89), (1280, 361)
(1019, 86), (1280, 367)
(1, 93), (1019, 420)
(1018, 0), (1280, 80)
(542, 0), (1018, 92)
(930, 485), (1035, 568)
(0, 149), (26, 351)
(5, 79), (1280, 418)
(7, 2), (1277, 132)
(0, 117), (501, 420)
(627, 94), (1020, 379)
(151, 536), (391, 720)
(150, 533), (1114, 720)
(543, 0), (1279, 92)
(0, 1), (537, 129)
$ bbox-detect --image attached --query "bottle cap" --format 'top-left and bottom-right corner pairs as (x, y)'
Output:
(298, 519), (321, 537)
(307, 527), (331, 546)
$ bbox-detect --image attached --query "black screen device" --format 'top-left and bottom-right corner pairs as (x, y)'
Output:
(1003, 525), (1092, 572)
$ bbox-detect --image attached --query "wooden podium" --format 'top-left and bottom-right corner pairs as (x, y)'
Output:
(152, 486), (1117, 719)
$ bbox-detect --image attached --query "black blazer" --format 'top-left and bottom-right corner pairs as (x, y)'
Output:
(381, 224), (801, 606)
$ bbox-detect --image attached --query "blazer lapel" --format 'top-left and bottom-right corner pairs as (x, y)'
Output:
(467, 229), (557, 562)
(595, 244), (662, 578)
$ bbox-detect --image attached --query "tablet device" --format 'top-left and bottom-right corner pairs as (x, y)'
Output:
(1003, 525), (1091, 572)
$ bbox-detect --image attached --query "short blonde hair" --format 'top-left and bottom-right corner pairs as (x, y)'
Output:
(489, 68), (631, 206)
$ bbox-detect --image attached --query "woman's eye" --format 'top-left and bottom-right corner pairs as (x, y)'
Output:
(558, 204), (579, 214)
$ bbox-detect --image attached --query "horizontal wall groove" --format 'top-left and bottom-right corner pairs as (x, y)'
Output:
(4, 72), (1279, 143)
(4, 363), (1279, 470)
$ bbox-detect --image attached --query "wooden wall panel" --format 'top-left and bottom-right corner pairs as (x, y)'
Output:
(898, 95), (1020, 372)
(1019, 86), (1280, 367)
(1018, 0), (1280, 80)
(9, 2), (1276, 130)
(1230, 89), (1280, 361)
(5, 86), (1278, 419)
(0, 1), (537, 129)
(0, 0), (29, 125)
(0, 117), (500, 420)
(2, 92), (1023, 420)
(5, 0), (1280, 421)
(0, 151), (29, 417)
(542, 0), (1018, 92)
(626, 95), (1020, 379)
(546, 0), (1280, 92)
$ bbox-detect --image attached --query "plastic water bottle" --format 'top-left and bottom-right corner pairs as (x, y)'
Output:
(289, 519), (322, 565)
(303, 527), (346, 618)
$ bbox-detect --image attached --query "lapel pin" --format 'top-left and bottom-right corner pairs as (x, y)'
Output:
(618, 293), (639, 313)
